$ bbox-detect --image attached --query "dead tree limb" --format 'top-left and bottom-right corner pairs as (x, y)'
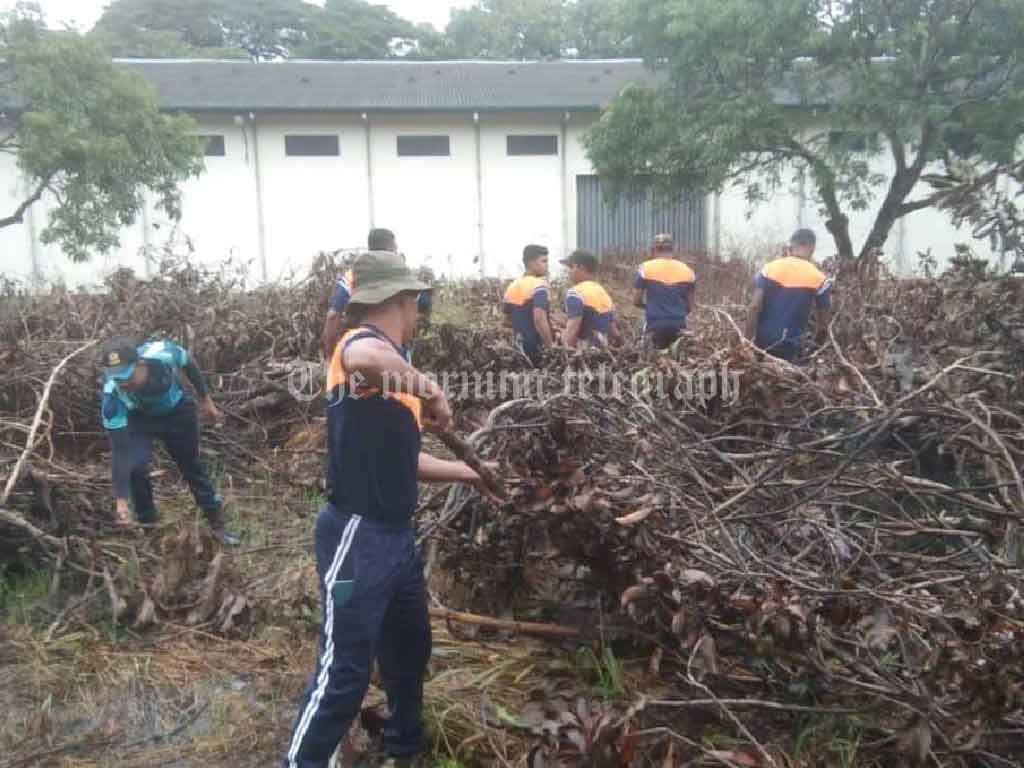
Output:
(429, 606), (581, 639)
(0, 340), (97, 551)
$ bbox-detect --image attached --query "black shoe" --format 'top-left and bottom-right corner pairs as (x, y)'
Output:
(210, 526), (241, 547)
(205, 503), (241, 547)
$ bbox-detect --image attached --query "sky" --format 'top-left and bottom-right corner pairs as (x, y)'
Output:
(0, 0), (475, 33)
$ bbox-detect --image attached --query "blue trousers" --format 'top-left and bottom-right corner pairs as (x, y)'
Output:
(108, 399), (221, 523)
(283, 505), (432, 768)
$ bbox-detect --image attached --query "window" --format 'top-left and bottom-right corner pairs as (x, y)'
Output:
(507, 134), (558, 156)
(285, 134), (340, 157)
(828, 131), (874, 153)
(397, 135), (450, 157)
(200, 135), (226, 157)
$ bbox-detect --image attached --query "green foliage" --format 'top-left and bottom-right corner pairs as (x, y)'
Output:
(568, 0), (638, 58)
(0, 565), (50, 626)
(443, 0), (567, 59)
(0, 20), (203, 261)
(92, 0), (639, 61)
(92, 0), (439, 61)
(439, 0), (638, 59)
(575, 645), (624, 699)
(92, 0), (312, 60)
(585, 0), (1024, 261)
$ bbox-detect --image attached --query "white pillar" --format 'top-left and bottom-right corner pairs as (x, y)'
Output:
(473, 112), (484, 276)
(560, 112), (570, 259)
(248, 114), (268, 283)
(363, 112), (375, 230)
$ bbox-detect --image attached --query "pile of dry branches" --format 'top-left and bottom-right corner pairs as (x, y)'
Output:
(0, 253), (341, 566)
(419, 269), (1024, 766)
(2, 247), (1023, 766)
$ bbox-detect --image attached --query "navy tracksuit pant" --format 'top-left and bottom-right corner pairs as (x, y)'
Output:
(108, 399), (221, 523)
(284, 504), (432, 768)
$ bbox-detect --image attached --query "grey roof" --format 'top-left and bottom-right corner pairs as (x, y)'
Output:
(109, 58), (659, 114)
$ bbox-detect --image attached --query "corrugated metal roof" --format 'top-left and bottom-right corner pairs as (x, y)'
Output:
(0, 58), (814, 115)
(109, 58), (660, 113)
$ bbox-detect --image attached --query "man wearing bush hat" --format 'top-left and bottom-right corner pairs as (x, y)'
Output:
(321, 228), (433, 359)
(100, 337), (239, 545)
(285, 250), (498, 768)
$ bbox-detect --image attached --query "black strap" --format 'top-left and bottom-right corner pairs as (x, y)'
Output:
(342, 324), (405, 357)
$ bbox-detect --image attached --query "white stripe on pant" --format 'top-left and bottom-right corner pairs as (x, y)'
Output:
(287, 514), (362, 768)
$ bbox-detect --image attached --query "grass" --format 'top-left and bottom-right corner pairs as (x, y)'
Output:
(0, 564), (51, 626)
(575, 645), (625, 699)
(793, 715), (867, 767)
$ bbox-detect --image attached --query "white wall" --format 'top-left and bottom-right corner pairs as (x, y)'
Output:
(713, 134), (1019, 274)
(369, 114), (478, 277)
(0, 148), (34, 286)
(0, 110), (608, 288)
(9, 109), (1010, 288)
(148, 118), (261, 281)
(256, 115), (370, 280)
(479, 112), (567, 278)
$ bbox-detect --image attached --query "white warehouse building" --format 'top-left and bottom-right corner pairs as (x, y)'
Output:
(0, 59), (1004, 287)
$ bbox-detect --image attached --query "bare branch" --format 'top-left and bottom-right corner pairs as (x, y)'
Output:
(0, 175), (50, 228)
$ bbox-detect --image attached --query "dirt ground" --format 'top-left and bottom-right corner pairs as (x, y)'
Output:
(0, 475), (591, 768)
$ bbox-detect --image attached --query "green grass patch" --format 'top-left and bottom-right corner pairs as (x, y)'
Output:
(575, 645), (625, 700)
(0, 565), (51, 627)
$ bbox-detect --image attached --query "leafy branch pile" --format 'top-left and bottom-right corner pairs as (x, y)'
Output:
(0, 254), (337, 565)
(2, 250), (1023, 766)
(419, 270), (1024, 766)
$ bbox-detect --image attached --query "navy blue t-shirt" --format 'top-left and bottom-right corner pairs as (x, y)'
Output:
(755, 257), (833, 359)
(502, 275), (550, 356)
(325, 326), (422, 527)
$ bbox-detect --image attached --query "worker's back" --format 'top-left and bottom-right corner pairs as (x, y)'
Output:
(636, 257), (696, 330)
(755, 257), (831, 356)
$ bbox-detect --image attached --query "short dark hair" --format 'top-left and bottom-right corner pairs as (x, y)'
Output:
(368, 228), (396, 252)
(522, 244), (548, 268)
(790, 228), (817, 248)
(653, 233), (674, 253)
(565, 249), (599, 273)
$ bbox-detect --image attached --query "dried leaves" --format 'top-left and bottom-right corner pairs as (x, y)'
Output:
(426, 271), (1024, 766)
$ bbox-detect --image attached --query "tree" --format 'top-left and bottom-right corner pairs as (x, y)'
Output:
(92, 0), (313, 60)
(442, 0), (567, 59)
(584, 0), (1024, 262)
(292, 0), (440, 60)
(926, 158), (1024, 264)
(92, 0), (436, 61)
(566, 0), (639, 58)
(439, 0), (637, 59)
(0, 16), (204, 262)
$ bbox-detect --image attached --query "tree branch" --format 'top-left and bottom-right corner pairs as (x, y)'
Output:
(896, 194), (943, 217)
(886, 131), (907, 174)
(909, 120), (936, 178)
(785, 138), (854, 259)
(0, 176), (50, 228)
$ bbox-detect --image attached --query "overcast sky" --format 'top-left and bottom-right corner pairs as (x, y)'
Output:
(0, 0), (474, 33)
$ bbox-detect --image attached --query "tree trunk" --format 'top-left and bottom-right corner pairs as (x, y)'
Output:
(825, 213), (855, 261)
(858, 167), (918, 262)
